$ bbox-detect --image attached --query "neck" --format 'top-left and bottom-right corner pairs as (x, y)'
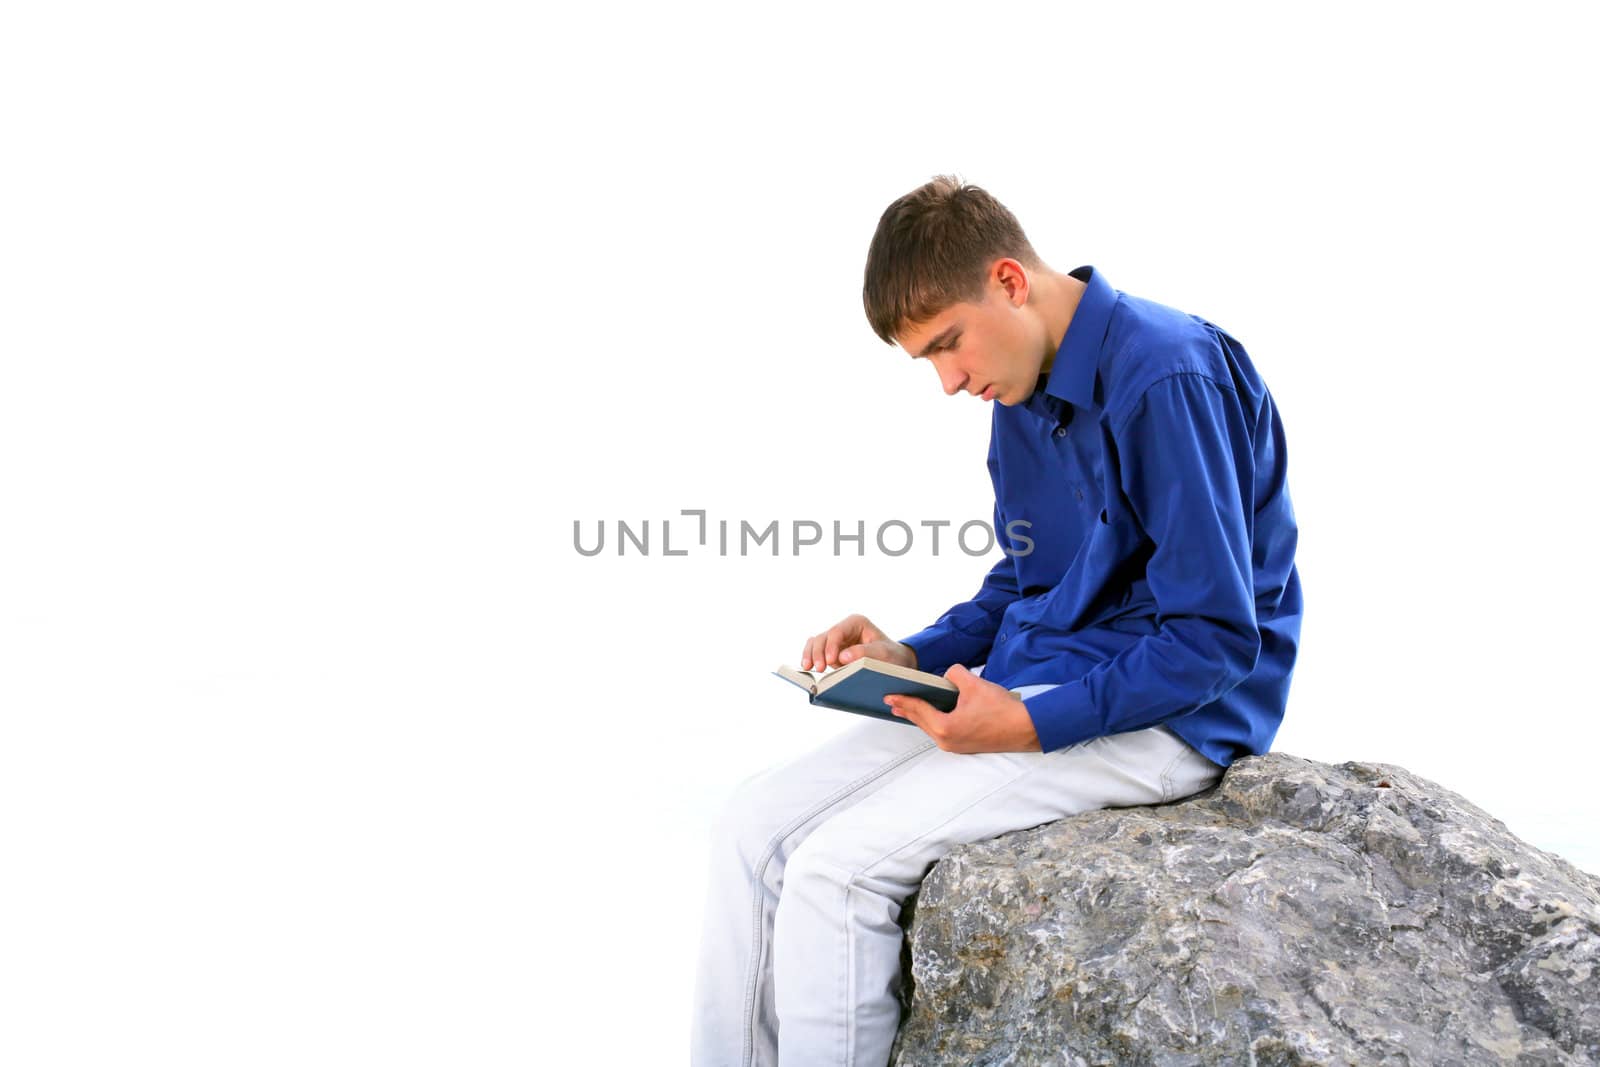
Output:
(1035, 269), (1088, 376)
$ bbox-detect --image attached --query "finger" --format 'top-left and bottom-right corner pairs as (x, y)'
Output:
(838, 643), (864, 664)
(824, 628), (847, 670)
(946, 663), (977, 689)
(802, 634), (823, 671)
(885, 694), (936, 733)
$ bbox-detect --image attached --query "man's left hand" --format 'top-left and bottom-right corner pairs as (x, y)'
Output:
(885, 664), (1041, 754)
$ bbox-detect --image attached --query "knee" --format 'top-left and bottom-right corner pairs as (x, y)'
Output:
(786, 816), (939, 908)
(783, 822), (866, 890)
(707, 774), (794, 869)
(783, 828), (916, 920)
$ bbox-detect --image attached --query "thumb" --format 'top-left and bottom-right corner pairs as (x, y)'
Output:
(838, 644), (865, 664)
(946, 663), (978, 689)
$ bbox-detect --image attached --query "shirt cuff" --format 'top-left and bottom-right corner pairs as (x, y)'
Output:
(1021, 679), (1102, 753)
(899, 626), (990, 678)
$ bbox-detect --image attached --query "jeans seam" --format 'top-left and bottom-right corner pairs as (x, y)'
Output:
(797, 853), (867, 1067)
(740, 738), (937, 1067)
(1158, 744), (1189, 804)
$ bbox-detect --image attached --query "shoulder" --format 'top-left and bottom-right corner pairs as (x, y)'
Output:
(1100, 291), (1237, 427)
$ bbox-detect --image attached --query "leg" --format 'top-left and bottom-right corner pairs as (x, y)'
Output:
(771, 722), (1222, 1067)
(690, 717), (938, 1067)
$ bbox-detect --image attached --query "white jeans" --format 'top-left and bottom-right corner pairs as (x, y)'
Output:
(689, 688), (1225, 1067)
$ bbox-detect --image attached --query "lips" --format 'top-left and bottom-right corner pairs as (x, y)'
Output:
(980, 384), (996, 401)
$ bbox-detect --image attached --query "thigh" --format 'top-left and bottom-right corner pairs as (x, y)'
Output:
(785, 723), (1197, 892)
(712, 717), (938, 857)
(1158, 727), (1225, 802)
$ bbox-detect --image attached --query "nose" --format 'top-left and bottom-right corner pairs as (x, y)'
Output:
(938, 365), (968, 397)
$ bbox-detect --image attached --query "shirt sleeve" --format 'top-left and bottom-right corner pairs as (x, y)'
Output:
(1021, 373), (1262, 752)
(899, 431), (1021, 676)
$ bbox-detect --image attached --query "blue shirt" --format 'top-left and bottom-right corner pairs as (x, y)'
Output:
(901, 266), (1303, 767)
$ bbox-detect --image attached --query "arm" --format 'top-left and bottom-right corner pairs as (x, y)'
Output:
(899, 527), (1021, 674)
(1022, 373), (1262, 753)
(899, 432), (1022, 675)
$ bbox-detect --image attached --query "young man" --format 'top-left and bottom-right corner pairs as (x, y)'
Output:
(690, 176), (1303, 1067)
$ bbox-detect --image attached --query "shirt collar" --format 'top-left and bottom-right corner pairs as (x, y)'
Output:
(1040, 264), (1116, 413)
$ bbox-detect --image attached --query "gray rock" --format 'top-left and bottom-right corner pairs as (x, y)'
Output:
(890, 753), (1600, 1066)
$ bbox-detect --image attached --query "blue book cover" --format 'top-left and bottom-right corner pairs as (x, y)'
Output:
(773, 658), (959, 727)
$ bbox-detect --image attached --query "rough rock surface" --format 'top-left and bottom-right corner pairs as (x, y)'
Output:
(889, 753), (1600, 1066)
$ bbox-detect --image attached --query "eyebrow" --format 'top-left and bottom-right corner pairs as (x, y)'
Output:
(915, 325), (961, 358)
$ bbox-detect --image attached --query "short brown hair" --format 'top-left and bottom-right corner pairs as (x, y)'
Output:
(862, 175), (1043, 345)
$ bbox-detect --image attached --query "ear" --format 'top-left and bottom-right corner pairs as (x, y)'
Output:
(990, 258), (1030, 307)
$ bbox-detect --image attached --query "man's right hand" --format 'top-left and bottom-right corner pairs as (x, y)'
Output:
(800, 613), (918, 673)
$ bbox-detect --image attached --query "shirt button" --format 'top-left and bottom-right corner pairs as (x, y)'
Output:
(1054, 426), (1068, 438)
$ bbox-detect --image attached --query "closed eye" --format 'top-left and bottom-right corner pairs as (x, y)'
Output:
(914, 327), (963, 358)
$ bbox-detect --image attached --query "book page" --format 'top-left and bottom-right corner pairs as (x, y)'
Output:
(772, 665), (820, 693)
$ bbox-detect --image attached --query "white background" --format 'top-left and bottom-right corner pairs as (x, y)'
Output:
(3, 2), (1596, 1063)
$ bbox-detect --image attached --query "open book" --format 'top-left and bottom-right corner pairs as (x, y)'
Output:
(772, 657), (960, 726)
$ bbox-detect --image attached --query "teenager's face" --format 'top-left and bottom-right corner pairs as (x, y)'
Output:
(894, 263), (1044, 406)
